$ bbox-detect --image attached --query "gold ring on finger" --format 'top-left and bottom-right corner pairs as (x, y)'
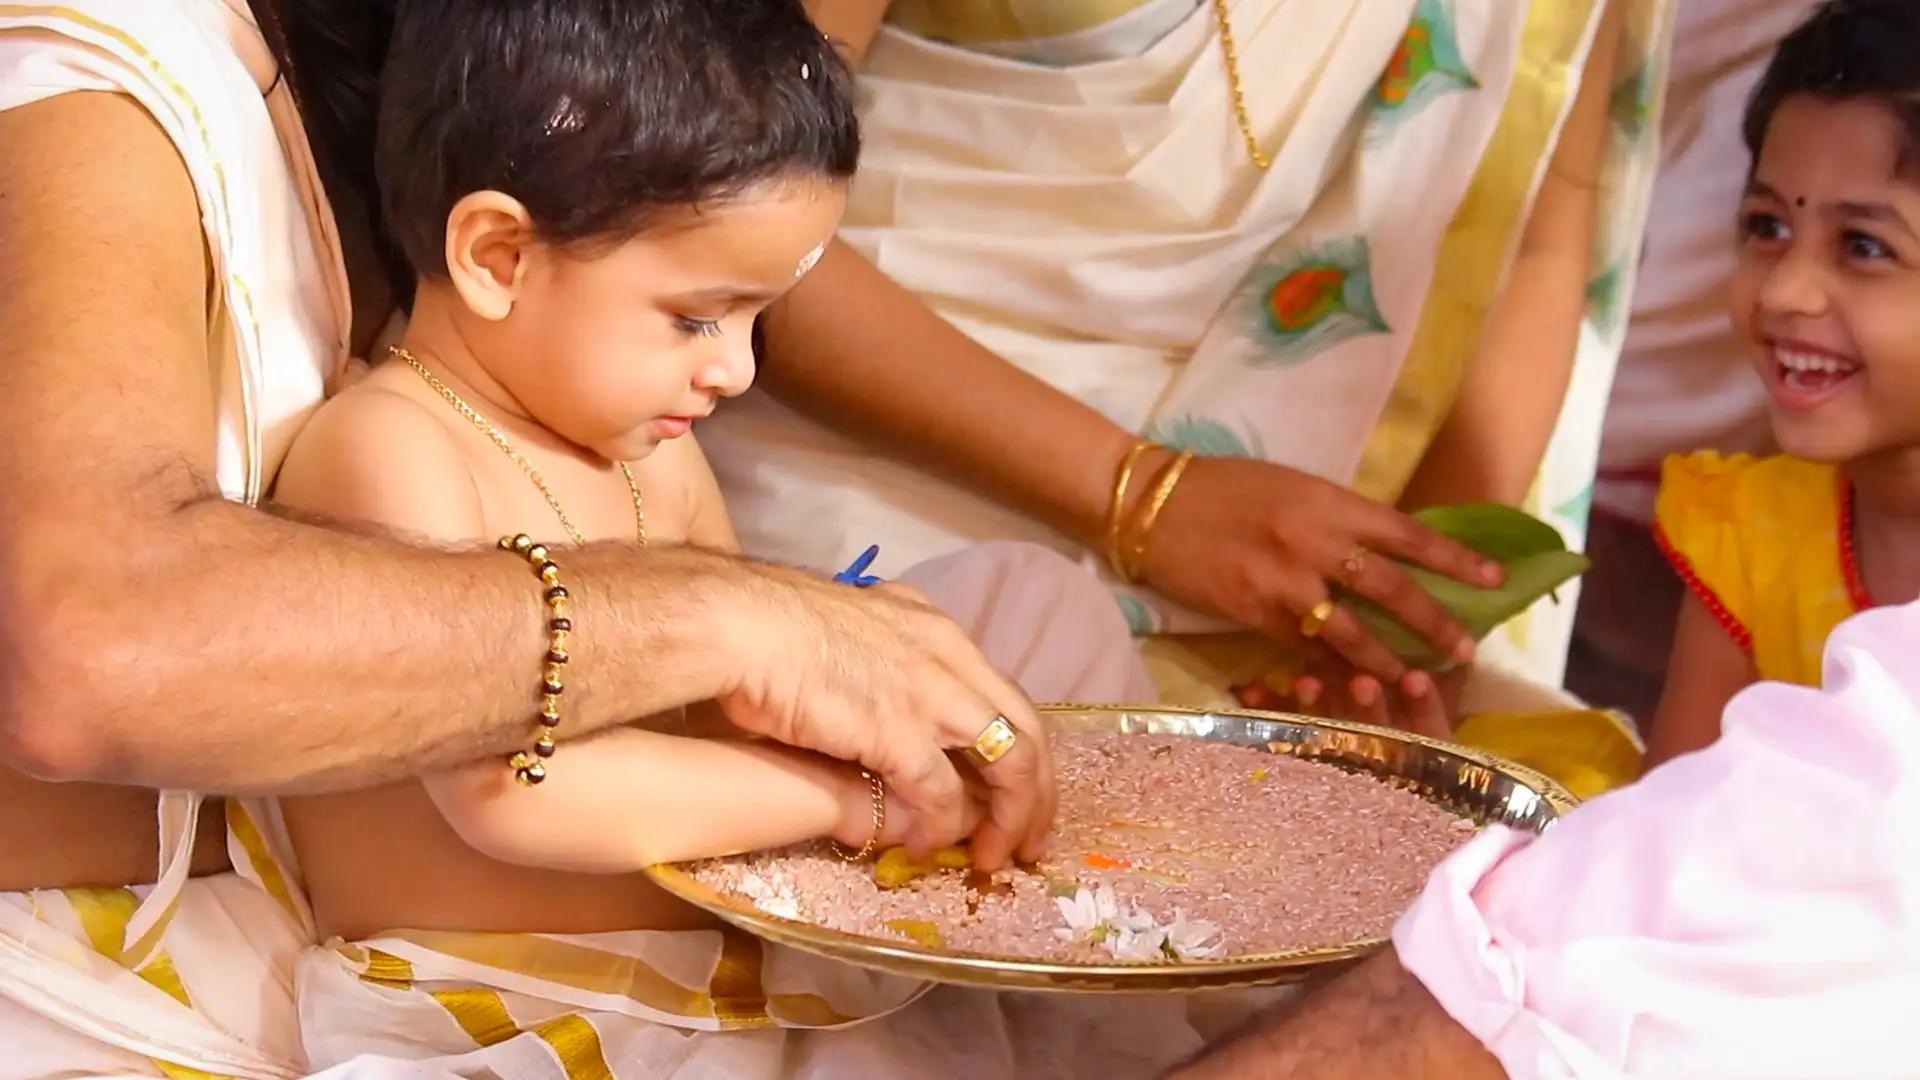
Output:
(1300, 599), (1337, 640)
(964, 714), (1019, 768)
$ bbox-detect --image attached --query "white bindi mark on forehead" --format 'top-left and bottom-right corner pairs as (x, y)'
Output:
(794, 242), (826, 279)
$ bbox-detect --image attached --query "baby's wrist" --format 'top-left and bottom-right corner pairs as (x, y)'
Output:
(831, 767), (885, 850)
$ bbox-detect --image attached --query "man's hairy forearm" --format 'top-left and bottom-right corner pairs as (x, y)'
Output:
(1168, 952), (1503, 1080)
(12, 494), (758, 794)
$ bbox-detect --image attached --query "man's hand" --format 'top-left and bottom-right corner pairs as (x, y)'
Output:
(713, 565), (1055, 870)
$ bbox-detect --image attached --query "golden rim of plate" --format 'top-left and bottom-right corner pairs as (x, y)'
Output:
(646, 704), (1577, 993)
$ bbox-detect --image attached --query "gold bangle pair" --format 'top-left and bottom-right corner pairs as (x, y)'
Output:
(1104, 441), (1196, 583)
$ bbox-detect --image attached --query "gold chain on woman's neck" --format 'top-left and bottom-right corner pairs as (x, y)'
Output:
(1211, 0), (1271, 170)
(391, 345), (645, 547)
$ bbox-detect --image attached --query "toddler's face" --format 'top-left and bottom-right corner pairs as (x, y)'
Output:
(1731, 96), (1920, 464)
(492, 177), (845, 461)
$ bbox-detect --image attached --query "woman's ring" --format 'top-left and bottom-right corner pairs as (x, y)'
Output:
(1300, 600), (1337, 639)
(1341, 548), (1368, 587)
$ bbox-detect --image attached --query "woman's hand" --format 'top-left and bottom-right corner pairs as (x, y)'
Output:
(1137, 453), (1502, 683)
(714, 565), (1053, 871)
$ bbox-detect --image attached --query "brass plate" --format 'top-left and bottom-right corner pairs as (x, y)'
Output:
(646, 705), (1575, 993)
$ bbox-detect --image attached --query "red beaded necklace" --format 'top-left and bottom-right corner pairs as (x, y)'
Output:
(1838, 472), (1878, 612)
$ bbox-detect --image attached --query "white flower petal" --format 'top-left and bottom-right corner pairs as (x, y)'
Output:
(1107, 925), (1170, 962)
(1162, 910), (1227, 960)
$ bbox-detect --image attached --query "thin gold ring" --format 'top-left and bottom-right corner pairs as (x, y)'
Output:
(964, 714), (1019, 768)
(1341, 548), (1368, 588)
(1300, 600), (1337, 640)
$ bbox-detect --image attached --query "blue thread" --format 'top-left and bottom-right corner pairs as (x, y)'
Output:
(833, 545), (883, 588)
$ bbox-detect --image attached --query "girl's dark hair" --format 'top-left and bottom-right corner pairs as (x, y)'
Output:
(1743, 0), (1920, 172)
(376, 0), (858, 278)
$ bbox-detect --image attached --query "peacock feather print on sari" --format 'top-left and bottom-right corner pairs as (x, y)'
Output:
(1609, 60), (1655, 144)
(1368, 0), (1478, 138)
(1586, 260), (1625, 333)
(1115, 592), (1160, 636)
(1239, 236), (1390, 366)
(1148, 416), (1265, 460)
(1553, 481), (1594, 535)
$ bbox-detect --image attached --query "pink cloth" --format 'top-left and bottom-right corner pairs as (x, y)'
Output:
(1394, 601), (1920, 1078)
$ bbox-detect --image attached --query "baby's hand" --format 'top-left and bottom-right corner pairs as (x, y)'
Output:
(834, 767), (986, 853)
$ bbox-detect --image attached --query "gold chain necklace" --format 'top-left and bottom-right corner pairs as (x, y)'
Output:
(392, 345), (646, 547)
(1211, 0), (1271, 171)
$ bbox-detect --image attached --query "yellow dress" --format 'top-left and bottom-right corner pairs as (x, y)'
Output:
(1654, 451), (1869, 687)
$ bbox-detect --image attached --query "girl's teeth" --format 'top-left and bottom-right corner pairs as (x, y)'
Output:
(1776, 349), (1858, 374)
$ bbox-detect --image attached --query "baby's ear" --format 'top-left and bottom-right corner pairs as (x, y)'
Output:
(443, 190), (536, 321)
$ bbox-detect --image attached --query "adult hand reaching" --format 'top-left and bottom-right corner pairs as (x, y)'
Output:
(712, 565), (1054, 871)
(1134, 453), (1504, 682)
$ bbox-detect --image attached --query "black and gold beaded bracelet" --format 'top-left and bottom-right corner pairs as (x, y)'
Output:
(499, 533), (570, 785)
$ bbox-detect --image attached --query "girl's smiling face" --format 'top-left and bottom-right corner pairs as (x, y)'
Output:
(1731, 95), (1920, 465)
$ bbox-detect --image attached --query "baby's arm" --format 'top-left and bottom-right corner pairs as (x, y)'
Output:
(423, 729), (916, 872)
(274, 389), (928, 871)
(1645, 593), (1759, 768)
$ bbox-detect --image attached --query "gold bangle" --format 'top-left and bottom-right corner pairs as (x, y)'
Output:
(499, 533), (569, 786)
(832, 769), (886, 862)
(1121, 450), (1196, 582)
(1105, 441), (1156, 579)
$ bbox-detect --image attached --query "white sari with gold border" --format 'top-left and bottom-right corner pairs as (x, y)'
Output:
(703, 0), (1676, 689)
(0, 0), (349, 1074)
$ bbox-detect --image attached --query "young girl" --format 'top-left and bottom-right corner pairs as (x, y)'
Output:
(1650, 0), (1920, 766)
(269, 2), (1227, 1074)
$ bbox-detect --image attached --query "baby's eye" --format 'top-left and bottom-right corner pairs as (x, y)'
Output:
(675, 316), (723, 339)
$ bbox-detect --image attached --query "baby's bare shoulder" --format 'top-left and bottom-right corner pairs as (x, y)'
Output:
(275, 376), (486, 544)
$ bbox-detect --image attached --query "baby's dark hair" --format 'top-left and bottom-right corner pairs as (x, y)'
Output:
(374, 0), (859, 279)
(1744, 0), (1920, 173)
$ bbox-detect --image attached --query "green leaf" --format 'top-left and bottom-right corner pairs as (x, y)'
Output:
(1339, 503), (1591, 669)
